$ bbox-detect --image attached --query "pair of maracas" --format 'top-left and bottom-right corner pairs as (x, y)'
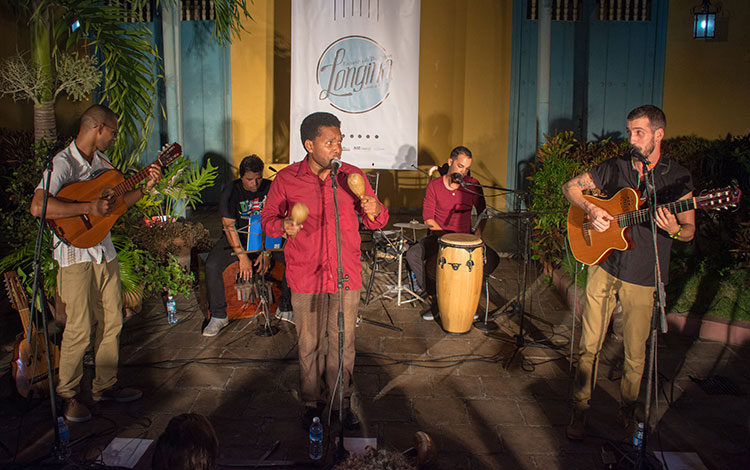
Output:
(287, 172), (374, 237)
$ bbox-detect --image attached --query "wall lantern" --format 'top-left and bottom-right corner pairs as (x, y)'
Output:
(693, 0), (718, 39)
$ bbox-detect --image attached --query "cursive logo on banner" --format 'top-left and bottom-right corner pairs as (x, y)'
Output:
(316, 35), (393, 113)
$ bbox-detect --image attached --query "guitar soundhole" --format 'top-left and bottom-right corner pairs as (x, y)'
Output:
(621, 194), (633, 211)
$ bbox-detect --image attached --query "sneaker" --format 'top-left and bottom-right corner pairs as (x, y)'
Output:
(618, 405), (638, 438)
(93, 385), (142, 403)
(340, 407), (361, 431)
(565, 408), (586, 440)
(274, 307), (295, 324)
(63, 397), (92, 423)
(202, 316), (229, 337)
(421, 311), (434, 321)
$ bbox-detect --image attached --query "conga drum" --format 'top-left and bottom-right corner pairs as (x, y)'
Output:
(436, 233), (484, 334)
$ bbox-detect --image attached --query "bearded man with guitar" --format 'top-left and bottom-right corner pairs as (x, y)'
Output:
(30, 104), (162, 422)
(561, 105), (695, 440)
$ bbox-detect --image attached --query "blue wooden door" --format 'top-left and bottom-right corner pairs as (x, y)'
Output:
(136, 14), (232, 206)
(507, 0), (668, 193)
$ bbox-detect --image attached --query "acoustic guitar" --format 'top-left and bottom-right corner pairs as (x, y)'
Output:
(567, 185), (742, 265)
(4, 271), (60, 398)
(46, 143), (182, 248)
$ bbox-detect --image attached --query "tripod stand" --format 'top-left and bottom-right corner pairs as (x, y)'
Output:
(252, 267), (280, 337)
(487, 210), (558, 368)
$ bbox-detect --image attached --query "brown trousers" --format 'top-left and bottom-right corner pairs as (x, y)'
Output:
(291, 289), (360, 409)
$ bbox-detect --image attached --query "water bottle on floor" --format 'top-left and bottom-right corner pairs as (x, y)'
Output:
(632, 422), (644, 449)
(166, 295), (178, 324)
(55, 416), (70, 460)
(309, 416), (323, 460)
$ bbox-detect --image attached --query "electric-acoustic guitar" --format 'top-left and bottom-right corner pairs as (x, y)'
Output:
(46, 143), (182, 248)
(567, 185), (742, 266)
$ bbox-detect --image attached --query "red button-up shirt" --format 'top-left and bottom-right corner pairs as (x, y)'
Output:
(261, 157), (388, 294)
(423, 175), (485, 233)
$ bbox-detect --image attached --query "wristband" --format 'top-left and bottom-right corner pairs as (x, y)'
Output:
(669, 226), (682, 239)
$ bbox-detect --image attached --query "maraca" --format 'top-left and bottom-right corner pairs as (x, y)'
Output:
(346, 173), (375, 221)
(289, 202), (308, 238)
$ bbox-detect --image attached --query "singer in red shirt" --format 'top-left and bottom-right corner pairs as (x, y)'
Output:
(261, 112), (388, 430)
(405, 146), (500, 320)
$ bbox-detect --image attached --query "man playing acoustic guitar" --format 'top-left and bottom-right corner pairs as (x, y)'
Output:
(562, 105), (695, 440)
(30, 104), (162, 422)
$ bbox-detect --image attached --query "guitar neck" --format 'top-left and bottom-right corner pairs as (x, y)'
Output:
(111, 166), (153, 199)
(619, 198), (696, 228)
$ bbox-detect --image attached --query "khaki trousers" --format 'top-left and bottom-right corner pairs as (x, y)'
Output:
(573, 265), (655, 409)
(291, 289), (360, 408)
(56, 259), (123, 398)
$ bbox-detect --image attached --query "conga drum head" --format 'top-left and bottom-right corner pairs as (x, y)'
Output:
(436, 234), (484, 334)
(439, 233), (482, 246)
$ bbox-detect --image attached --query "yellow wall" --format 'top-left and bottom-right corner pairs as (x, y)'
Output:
(229, 0), (275, 178)
(663, 0), (750, 138)
(229, 0), (514, 209)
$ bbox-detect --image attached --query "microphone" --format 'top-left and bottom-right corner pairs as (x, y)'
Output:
(268, 166), (278, 174)
(452, 173), (465, 187)
(330, 158), (341, 174)
(630, 147), (650, 166)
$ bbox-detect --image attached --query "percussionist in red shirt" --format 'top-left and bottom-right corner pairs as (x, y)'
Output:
(405, 146), (500, 320)
(261, 112), (388, 431)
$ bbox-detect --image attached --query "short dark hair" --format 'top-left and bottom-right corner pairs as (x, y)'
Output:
(152, 413), (219, 470)
(300, 112), (341, 149)
(80, 104), (117, 129)
(627, 105), (666, 132)
(449, 146), (472, 160)
(239, 154), (264, 176)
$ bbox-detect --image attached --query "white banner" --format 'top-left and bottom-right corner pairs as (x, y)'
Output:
(291, 0), (420, 169)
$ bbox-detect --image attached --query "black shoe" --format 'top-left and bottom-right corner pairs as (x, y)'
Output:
(301, 405), (324, 430)
(340, 408), (360, 431)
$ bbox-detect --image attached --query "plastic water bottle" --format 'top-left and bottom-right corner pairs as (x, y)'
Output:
(166, 295), (178, 324)
(632, 422), (644, 449)
(56, 416), (70, 460)
(308, 416), (323, 460)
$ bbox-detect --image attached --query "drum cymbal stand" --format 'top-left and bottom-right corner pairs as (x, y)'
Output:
(487, 211), (558, 368)
(358, 230), (405, 332)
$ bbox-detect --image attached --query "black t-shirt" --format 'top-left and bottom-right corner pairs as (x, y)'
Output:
(590, 154), (694, 286)
(218, 178), (272, 246)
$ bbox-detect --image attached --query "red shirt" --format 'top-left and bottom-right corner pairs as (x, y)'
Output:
(261, 157), (388, 294)
(423, 175), (486, 233)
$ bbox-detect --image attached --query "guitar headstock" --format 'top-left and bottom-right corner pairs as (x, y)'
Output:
(696, 185), (743, 211)
(156, 142), (183, 168)
(4, 271), (29, 313)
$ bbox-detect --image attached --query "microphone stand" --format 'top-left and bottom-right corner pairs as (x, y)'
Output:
(632, 157), (666, 470)
(329, 164), (348, 463)
(29, 143), (66, 461)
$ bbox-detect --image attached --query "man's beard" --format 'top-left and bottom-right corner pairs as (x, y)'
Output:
(639, 138), (656, 159)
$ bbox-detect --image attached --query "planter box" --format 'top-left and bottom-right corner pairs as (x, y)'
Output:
(550, 268), (750, 346)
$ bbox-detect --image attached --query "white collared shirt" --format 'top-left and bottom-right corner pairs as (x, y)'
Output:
(36, 142), (118, 267)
